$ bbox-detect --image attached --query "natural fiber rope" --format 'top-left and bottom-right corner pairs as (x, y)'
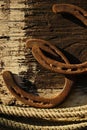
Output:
(0, 104), (87, 129)
(0, 105), (87, 120)
(0, 117), (87, 130)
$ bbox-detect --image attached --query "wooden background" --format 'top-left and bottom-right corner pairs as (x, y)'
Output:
(0, 0), (87, 108)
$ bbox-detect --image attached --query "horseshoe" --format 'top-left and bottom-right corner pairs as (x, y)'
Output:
(3, 71), (74, 108)
(26, 39), (87, 75)
(2, 44), (74, 108)
(52, 4), (87, 26)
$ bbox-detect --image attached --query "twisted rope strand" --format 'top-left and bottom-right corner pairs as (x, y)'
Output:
(0, 105), (87, 121)
(0, 117), (87, 130)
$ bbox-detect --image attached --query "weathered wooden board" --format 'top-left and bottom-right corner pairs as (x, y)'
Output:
(0, 0), (87, 108)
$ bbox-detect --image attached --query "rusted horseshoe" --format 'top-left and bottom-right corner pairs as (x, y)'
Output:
(26, 39), (87, 75)
(3, 39), (74, 108)
(3, 71), (74, 108)
(52, 4), (87, 26)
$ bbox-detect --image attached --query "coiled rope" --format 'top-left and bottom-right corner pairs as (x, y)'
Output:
(0, 117), (87, 130)
(0, 105), (87, 120)
(0, 104), (87, 129)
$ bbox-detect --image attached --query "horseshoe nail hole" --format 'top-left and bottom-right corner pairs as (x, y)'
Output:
(33, 101), (49, 105)
(62, 67), (68, 70)
(78, 10), (84, 16)
(33, 100), (42, 104)
(24, 97), (29, 100)
(43, 102), (51, 105)
(52, 64), (57, 68)
(71, 68), (77, 71)
(17, 93), (21, 97)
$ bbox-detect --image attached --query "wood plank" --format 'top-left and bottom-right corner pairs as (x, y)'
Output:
(0, 0), (87, 108)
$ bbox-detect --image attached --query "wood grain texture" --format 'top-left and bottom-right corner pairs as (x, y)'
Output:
(0, 0), (87, 107)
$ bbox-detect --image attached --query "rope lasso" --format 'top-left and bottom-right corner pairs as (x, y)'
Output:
(0, 104), (87, 121)
(1, 117), (87, 130)
(1, 104), (87, 129)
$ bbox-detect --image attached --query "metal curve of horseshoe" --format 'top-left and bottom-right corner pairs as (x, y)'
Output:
(2, 4), (87, 108)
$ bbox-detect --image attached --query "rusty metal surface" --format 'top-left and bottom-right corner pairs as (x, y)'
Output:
(2, 71), (74, 108)
(26, 39), (87, 75)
